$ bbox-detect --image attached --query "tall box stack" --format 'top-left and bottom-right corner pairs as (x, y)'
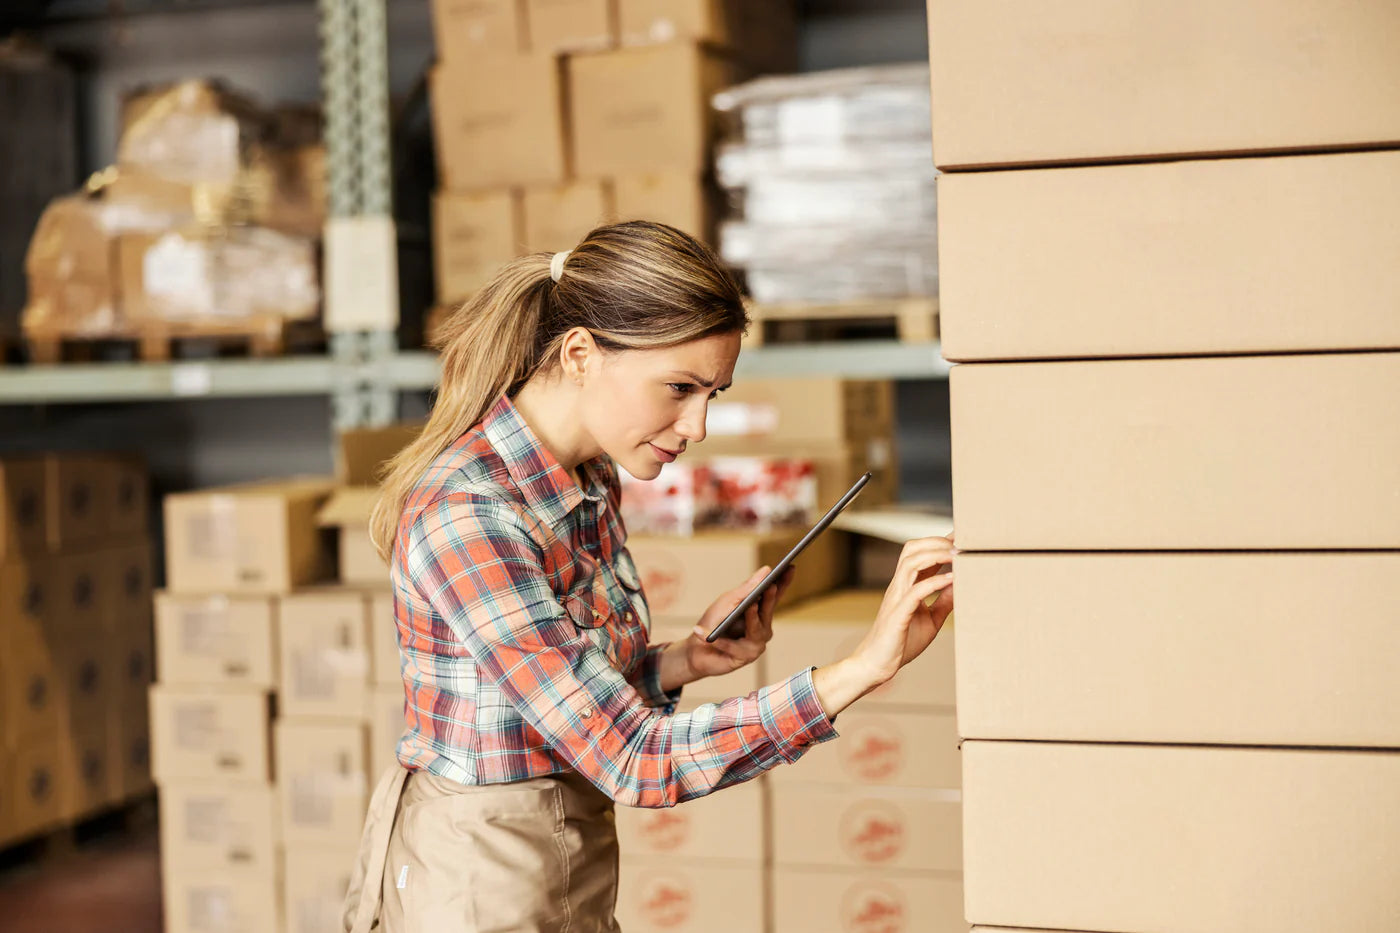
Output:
(927, 2), (1400, 931)
(1, 453), (153, 850)
(428, 0), (796, 313)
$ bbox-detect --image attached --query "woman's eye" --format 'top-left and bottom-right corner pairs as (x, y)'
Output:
(667, 383), (691, 395)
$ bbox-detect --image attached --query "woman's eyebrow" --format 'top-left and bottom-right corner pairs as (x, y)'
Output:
(671, 371), (732, 391)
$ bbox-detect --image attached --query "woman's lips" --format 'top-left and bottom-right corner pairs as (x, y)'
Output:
(649, 443), (679, 462)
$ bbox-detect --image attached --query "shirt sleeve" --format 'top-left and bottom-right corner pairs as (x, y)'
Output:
(627, 642), (683, 712)
(407, 491), (839, 809)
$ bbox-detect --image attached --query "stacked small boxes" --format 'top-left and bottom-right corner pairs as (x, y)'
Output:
(0, 453), (153, 849)
(927, 1), (1400, 930)
(427, 0), (796, 309)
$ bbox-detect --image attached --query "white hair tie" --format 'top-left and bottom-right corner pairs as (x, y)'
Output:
(550, 250), (571, 283)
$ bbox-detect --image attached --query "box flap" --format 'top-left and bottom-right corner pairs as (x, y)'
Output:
(316, 486), (379, 528)
(833, 506), (953, 543)
(335, 423), (422, 486)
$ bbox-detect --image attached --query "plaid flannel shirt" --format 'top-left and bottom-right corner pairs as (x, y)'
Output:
(388, 393), (837, 807)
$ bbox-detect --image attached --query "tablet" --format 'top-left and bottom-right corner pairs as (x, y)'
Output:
(704, 472), (873, 643)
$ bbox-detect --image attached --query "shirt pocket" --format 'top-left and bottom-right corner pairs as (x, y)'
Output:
(563, 557), (613, 631)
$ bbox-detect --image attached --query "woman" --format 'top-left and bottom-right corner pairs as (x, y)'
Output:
(342, 222), (955, 933)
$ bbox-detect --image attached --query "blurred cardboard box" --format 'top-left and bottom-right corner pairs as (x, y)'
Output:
(705, 378), (894, 448)
(0, 458), (45, 559)
(771, 784), (962, 872)
(770, 708), (959, 789)
(0, 559), (52, 638)
(117, 79), (268, 186)
(773, 866), (965, 933)
(149, 686), (274, 784)
(707, 457), (816, 533)
(161, 866), (281, 933)
(955, 552), (1400, 746)
(432, 190), (521, 304)
(370, 591), (399, 686)
(951, 353), (1400, 550)
(155, 593), (278, 688)
(100, 454), (149, 540)
(0, 619), (61, 748)
(283, 847), (355, 933)
(109, 698), (153, 800)
(619, 463), (717, 536)
(618, 0), (797, 72)
(277, 589), (372, 719)
(963, 741), (1400, 933)
(58, 640), (109, 728)
(274, 720), (368, 845)
(164, 478), (335, 594)
(159, 782), (277, 873)
(318, 423), (419, 588)
(6, 739), (67, 842)
(22, 197), (120, 336)
(44, 454), (103, 550)
(615, 775), (765, 859)
(612, 172), (715, 244)
(50, 549), (102, 632)
(432, 0), (527, 63)
(61, 727), (118, 819)
(617, 857), (766, 933)
(626, 527), (846, 621)
(769, 590), (955, 709)
(366, 686), (403, 779)
(570, 44), (740, 177)
(527, 0), (616, 53)
(939, 151), (1400, 361)
(926, 0), (1400, 170)
(522, 180), (614, 253)
(110, 618), (154, 709)
(650, 619), (762, 702)
(431, 55), (568, 191)
(99, 542), (153, 630)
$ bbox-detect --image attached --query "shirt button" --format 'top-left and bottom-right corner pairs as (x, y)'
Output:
(580, 708), (595, 719)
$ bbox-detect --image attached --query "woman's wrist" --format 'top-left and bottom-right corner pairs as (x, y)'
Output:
(657, 638), (700, 694)
(811, 656), (883, 720)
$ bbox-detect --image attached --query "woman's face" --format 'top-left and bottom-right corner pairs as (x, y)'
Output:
(586, 331), (742, 480)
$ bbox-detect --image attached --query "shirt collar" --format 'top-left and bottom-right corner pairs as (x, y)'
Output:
(481, 394), (607, 527)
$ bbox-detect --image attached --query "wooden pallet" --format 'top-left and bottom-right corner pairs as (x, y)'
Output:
(0, 794), (155, 871)
(21, 316), (324, 365)
(744, 298), (939, 347)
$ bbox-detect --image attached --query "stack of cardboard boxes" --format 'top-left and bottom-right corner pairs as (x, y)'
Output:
(928, 1), (1400, 930)
(1, 453), (154, 849)
(428, 0), (796, 310)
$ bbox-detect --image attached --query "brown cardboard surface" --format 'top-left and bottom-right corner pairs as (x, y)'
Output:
(650, 618), (762, 702)
(0, 560), (52, 647)
(277, 590), (372, 719)
(370, 591), (400, 687)
(108, 697), (153, 800)
(951, 354), (1400, 550)
(0, 623), (60, 748)
(522, 179), (615, 253)
(956, 552), (1400, 746)
(431, 56), (568, 191)
(99, 541), (153, 631)
(773, 866), (966, 933)
(703, 378), (895, 447)
(44, 454), (103, 550)
(768, 590), (955, 710)
(612, 172), (715, 244)
(618, 0), (797, 71)
(319, 424), (417, 587)
(366, 686), (404, 780)
(282, 846), (356, 933)
(49, 549), (102, 632)
(0, 458), (45, 560)
(569, 44), (739, 177)
(432, 189), (522, 303)
(57, 639), (108, 728)
(110, 616), (154, 710)
(771, 708), (959, 790)
(158, 782), (278, 873)
(771, 784), (962, 872)
(102, 454), (149, 540)
(148, 686), (273, 784)
(8, 739), (66, 842)
(616, 775), (765, 860)
(692, 437), (897, 514)
(926, 0), (1400, 169)
(61, 727), (117, 820)
(161, 865), (281, 933)
(163, 478), (335, 594)
(616, 857), (766, 933)
(626, 527), (847, 622)
(963, 742), (1400, 933)
(526, 0), (616, 53)
(431, 0), (527, 63)
(155, 593), (277, 688)
(274, 719), (368, 845)
(939, 151), (1400, 361)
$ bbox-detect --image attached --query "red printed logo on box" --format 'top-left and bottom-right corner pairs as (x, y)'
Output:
(841, 720), (904, 782)
(839, 801), (906, 864)
(639, 809), (691, 851)
(638, 873), (694, 929)
(636, 551), (684, 614)
(841, 881), (907, 933)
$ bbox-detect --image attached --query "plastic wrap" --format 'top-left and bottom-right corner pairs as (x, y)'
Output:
(117, 79), (270, 186)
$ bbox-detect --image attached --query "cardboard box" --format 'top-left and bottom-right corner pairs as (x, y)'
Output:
(570, 44), (739, 177)
(952, 354), (1400, 550)
(161, 866), (281, 933)
(109, 698), (153, 800)
(773, 866), (966, 933)
(62, 727), (117, 819)
(618, 0), (797, 72)
(768, 590), (955, 710)
(771, 784), (962, 872)
(431, 0), (527, 63)
(615, 775), (766, 859)
(110, 618), (154, 709)
(433, 189), (522, 304)
(6, 739), (67, 842)
(771, 709), (959, 790)
(278, 590), (372, 719)
(0, 618), (61, 748)
(0, 559), (52, 637)
(626, 527), (847, 621)
(274, 720), (369, 845)
(158, 782), (277, 872)
(164, 478), (335, 594)
(650, 620), (762, 703)
(431, 56), (568, 191)
(617, 857), (766, 933)
(939, 151), (1400, 361)
(366, 686), (404, 780)
(612, 172), (715, 243)
(149, 686), (274, 784)
(102, 454), (149, 539)
(963, 741), (1400, 933)
(955, 552), (1400, 746)
(58, 640), (109, 728)
(318, 423), (419, 588)
(370, 591), (400, 686)
(324, 214), (401, 333)
(50, 549), (102, 631)
(0, 458), (45, 560)
(526, 0), (616, 53)
(44, 454), (102, 549)
(155, 593), (278, 688)
(926, 0), (1400, 170)
(283, 847), (356, 933)
(100, 541), (153, 631)
(522, 180), (614, 253)
(703, 378), (895, 448)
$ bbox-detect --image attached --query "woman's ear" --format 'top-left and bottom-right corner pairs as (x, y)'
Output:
(559, 326), (596, 385)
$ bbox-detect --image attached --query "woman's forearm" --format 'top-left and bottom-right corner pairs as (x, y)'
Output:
(657, 639), (698, 693)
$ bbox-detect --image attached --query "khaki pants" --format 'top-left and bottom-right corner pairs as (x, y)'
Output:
(343, 766), (622, 933)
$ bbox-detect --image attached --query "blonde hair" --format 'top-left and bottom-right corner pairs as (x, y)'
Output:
(370, 220), (749, 560)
